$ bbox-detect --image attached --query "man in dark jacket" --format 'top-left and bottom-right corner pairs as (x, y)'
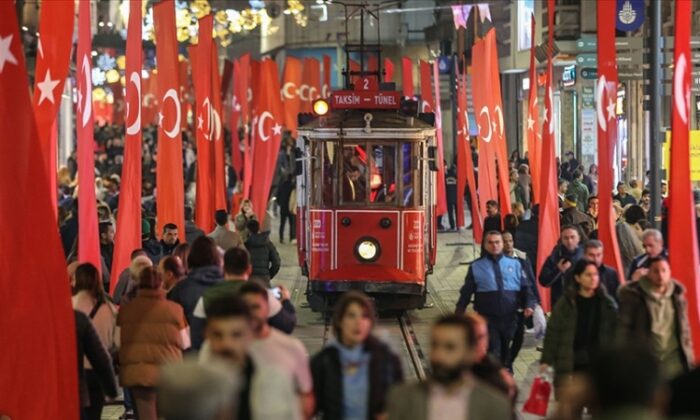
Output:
(74, 310), (118, 419)
(184, 205), (205, 244)
(99, 222), (115, 274)
(560, 195), (595, 239)
(613, 182), (637, 207)
(168, 236), (223, 350)
(440, 164), (458, 231)
(244, 219), (281, 287)
(627, 228), (667, 281)
(617, 256), (695, 379)
(581, 239), (621, 299)
(539, 225), (584, 308)
(482, 200), (501, 234)
(160, 223), (180, 256)
(455, 231), (536, 365)
(141, 219), (162, 263)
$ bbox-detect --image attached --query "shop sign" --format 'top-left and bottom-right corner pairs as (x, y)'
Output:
(664, 131), (700, 181)
(580, 68), (598, 80)
(616, 0), (645, 32)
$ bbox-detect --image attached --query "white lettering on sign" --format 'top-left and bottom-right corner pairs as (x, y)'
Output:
(374, 95), (397, 106)
(335, 94), (361, 105)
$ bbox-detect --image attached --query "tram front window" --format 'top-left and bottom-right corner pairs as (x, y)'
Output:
(342, 144), (367, 203)
(369, 145), (396, 204)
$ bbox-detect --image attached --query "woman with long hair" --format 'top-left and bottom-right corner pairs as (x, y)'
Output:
(72, 263), (118, 420)
(311, 291), (403, 420)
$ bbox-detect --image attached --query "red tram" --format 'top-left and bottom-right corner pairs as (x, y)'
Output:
(295, 77), (438, 311)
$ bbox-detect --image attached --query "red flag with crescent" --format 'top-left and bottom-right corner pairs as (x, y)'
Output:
(231, 58), (242, 179)
(243, 58), (258, 200)
(282, 56), (303, 137)
(111, 81), (125, 126)
(384, 58), (394, 83)
(595, 0), (624, 284)
(155, 0), (185, 240)
(432, 61), (448, 217)
(668, 0), (700, 358)
(191, 16), (214, 232)
(402, 57), (414, 99)
(419, 60), (433, 113)
(111, 0), (143, 294)
(249, 58), (284, 226)
(536, 0), (559, 311)
(526, 14), (541, 204)
(76, 0), (101, 271)
(0, 4), (78, 417)
(322, 54), (332, 98)
(211, 43), (226, 211)
(32, 0), (73, 218)
(301, 57), (321, 113)
(142, 70), (159, 127)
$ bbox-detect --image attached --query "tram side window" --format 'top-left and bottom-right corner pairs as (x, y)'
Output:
(369, 145), (397, 204)
(401, 143), (422, 207)
(311, 141), (336, 206)
(341, 144), (368, 204)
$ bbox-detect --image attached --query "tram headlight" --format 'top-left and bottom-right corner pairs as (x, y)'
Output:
(313, 99), (329, 116)
(355, 238), (380, 263)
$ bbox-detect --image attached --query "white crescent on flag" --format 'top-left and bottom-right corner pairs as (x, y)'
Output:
(162, 88), (181, 139)
(80, 55), (92, 128)
(282, 82), (297, 100)
(674, 53), (689, 125)
(478, 106), (493, 143)
(210, 108), (222, 141)
(494, 105), (505, 137)
(596, 75), (607, 132)
(258, 111), (272, 142)
(202, 97), (212, 140)
(126, 71), (142, 135)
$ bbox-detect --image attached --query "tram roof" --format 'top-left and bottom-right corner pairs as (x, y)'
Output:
(298, 109), (436, 139)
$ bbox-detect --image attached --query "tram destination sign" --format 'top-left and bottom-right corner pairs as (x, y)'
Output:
(331, 90), (401, 110)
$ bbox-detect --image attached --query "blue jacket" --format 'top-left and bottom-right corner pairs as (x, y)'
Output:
(456, 254), (536, 317)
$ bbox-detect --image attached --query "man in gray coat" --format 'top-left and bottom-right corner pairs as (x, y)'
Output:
(387, 315), (512, 420)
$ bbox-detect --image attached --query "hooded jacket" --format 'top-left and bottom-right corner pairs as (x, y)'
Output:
(245, 232), (281, 281)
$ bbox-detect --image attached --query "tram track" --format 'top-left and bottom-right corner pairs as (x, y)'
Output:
(397, 312), (428, 381)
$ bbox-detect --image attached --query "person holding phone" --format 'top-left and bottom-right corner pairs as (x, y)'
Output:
(539, 225), (584, 309)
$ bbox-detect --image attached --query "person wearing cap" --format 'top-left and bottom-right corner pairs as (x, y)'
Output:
(561, 194), (595, 239)
(566, 170), (589, 212)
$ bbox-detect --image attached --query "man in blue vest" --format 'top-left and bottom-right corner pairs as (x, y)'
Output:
(455, 231), (537, 366)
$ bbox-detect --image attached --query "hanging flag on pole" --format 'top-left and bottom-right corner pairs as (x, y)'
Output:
(384, 57), (394, 83)
(536, 0), (559, 312)
(322, 54), (332, 98)
(432, 61), (448, 217)
(282, 56), (303, 136)
(211, 43), (227, 211)
(32, 1), (73, 219)
(402, 57), (414, 99)
(419, 60), (433, 113)
(191, 16), (214, 232)
(155, 0), (185, 240)
(111, 0), (143, 294)
(668, 0), (700, 359)
(0, 5), (78, 418)
(231, 58), (242, 179)
(77, 0), (101, 271)
(526, 13), (541, 204)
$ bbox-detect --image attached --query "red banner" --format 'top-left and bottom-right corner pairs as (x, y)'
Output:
(191, 16), (214, 232)
(142, 70), (159, 127)
(384, 58), (394, 83)
(178, 59), (191, 130)
(402, 57), (414, 99)
(231, 58), (242, 179)
(243, 58), (257, 200)
(527, 14), (541, 204)
(282, 56), (303, 136)
(111, 81), (125, 126)
(250, 59), (284, 226)
(77, 0), (101, 271)
(669, 0), (700, 358)
(32, 1), (73, 217)
(419, 60), (432, 112)
(536, 0), (559, 311)
(0, 5), (78, 417)
(211, 43), (226, 211)
(155, 0), (185, 240)
(349, 58), (360, 85)
(301, 57), (321, 113)
(432, 61), (447, 217)
(322, 54), (332, 97)
(111, 0), (143, 294)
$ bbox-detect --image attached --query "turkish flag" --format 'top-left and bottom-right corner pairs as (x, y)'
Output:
(526, 14), (541, 205)
(111, 81), (126, 126)
(243, 58), (258, 200)
(536, 0), (559, 312)
(0, 5), (78, 418)
(178, 59), (191, 131)
(32, 0), (73, 217)
(301, 57), (321, 113)
(111, 0), (143, 294)
(155, 0), (185, 240)
(76, 0), (101, 271)
(322, 54), (332, 98)
(191, 16), (214, 232)
(211, 43), (227, 211)
(249, 59), (284, 226)
(142, 70), (159, 127)
(595, 1), (624, 284)
(384, 58), (394, 83)
(419, 60), (433, 113)
(456, 62), (482, 242)
(231, 59), (242, 178)
(432, 61), (448, 217)
(282, 56), (303, 136)
(402, 57), (414, 99)
(668, 0), (700, 358)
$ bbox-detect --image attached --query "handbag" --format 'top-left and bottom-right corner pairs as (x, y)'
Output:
(523, 375), (552, 416)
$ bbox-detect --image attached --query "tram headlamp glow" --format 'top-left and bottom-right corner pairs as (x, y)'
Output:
(356, 239), (379, 262)
(313, 99), (329, 116)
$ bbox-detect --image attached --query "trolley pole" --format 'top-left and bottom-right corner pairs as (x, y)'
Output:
(648, 0), (662, 227)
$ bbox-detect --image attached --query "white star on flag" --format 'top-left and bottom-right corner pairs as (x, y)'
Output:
(37, 69), (60, 105)
(197, 114), (203, 130)
(272, 123), (282, 136)
(527, 116), (535, 131)
(606, 97), (616, 121)
(0, 34), (18, 73)
(234, 103), (241, 112)
(158, 112), (164, 126)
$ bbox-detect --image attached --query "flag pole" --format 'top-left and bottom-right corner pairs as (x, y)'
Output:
(648, 0), (662, 226)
